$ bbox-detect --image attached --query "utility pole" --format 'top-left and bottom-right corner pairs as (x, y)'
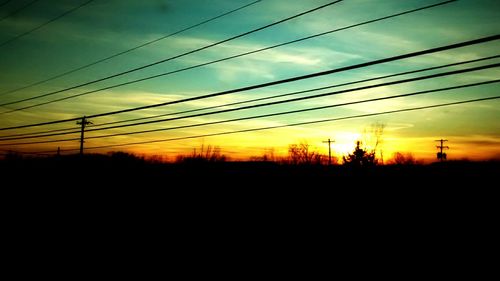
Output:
(435, 139), (449, 162)
(322, 138), (335, 165)
(77, 116), (92, 156)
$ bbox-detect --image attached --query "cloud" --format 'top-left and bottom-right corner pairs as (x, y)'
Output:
(147, 33), (362, 82)
(453, 135), (500, 147)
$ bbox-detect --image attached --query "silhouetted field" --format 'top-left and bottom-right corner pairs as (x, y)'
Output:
(2, 152), (498, 187)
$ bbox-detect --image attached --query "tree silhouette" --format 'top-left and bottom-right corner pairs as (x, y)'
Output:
(343, 141), (377, 168)
(362, 122), (385, 164)
(288, 142), (323, 165)
(176, 144), (227, 163)
(390, 152), (417, 165)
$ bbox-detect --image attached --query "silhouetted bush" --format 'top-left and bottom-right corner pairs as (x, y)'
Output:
(343, 141), (377, 168)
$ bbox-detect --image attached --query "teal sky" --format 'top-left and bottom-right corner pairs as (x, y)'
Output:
(0, 0), (499, 161)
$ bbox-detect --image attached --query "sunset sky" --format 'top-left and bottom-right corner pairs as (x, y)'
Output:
(0, 0), (499, 162)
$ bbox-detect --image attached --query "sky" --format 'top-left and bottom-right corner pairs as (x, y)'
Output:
(0, 0), (499, 162)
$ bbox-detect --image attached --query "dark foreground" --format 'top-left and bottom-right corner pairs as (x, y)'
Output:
(2, 153), (498, 187)
(2, 153), (497, 236)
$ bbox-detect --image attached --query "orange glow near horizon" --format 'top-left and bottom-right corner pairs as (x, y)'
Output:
(44, 129), (496, 164)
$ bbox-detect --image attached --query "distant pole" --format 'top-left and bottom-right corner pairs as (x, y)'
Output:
(435, 139), (449, 162)
(57, 146), (60, 156)
(322, 138), (335, 165)
(76, 116), (92, 156)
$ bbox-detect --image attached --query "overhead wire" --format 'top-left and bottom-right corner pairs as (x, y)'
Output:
(0, 0), (456, 110)
(0, 56), (500, 142)
(0, 0), (38, 22)
(3, 53), (495, 140)
(1, 73), (498, 145)
(0, 0), (344, 109)
(22, 96), (500, 154)
(0, 126), (80, 139)
(0, 149), (53, 156)
(0, 33), (498, 131)
(72, 80), (500, 141)
(0, 0), (262, 97)
(0, 0), (94, 48)
(76, 54), (500, 128)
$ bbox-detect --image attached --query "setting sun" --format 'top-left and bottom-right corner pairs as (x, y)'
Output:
(331, 132), (360, 157)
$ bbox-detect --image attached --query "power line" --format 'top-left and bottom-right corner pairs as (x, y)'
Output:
(0, 126), (80, 139)
(82, 34), (500, 119)
(2, 78), (498, 146)
(78, 54), (500, 128)
(78, 79), (500, 138)
(0, 149), (53, 156)
(28, 96), (500, 153)
(0, 1), (13, 9)
(64, 64), (500, 133)
(4, 53), (495, 140)
(0, 0), (343, 109)
(0, 33), (498, 131)
(0, 0), (262, 97)
(2, 61), (498, 141)
(0, 136), (79, 146)
(0, 0), (38, 22)
(76, 79), (500, 142)
(0, 0), (453, 105)
(0, 0), (94, 48)
(0, 116), (81, 131)
(0, 0), (457, 110)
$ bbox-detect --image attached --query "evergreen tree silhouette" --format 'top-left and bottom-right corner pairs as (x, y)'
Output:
(343, 141), (377, 168)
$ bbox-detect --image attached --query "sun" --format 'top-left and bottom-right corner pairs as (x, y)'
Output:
(332, 132), (361, 156)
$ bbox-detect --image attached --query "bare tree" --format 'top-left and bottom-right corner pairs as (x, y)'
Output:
(176, 144), (227, 163)
(362, 122), (385, 163)
(288, 142), (323, 165)
(262, 148), (275, 162)
(389, 152), (417, 165)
